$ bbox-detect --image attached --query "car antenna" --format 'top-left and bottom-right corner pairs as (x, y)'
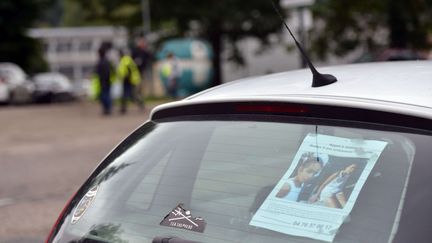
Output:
(270, 0), (337, 87)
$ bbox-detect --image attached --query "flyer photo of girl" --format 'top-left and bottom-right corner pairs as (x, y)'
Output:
(275, 153), (323, 202)
(308, 157), (367, 209)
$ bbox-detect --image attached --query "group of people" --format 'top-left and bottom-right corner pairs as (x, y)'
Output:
(276, 155), (358, 209)
(94, 38), (152, 116)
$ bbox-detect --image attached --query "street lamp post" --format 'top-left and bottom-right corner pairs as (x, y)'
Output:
(142, 0), (151, 35)
(298, 6), (307, 68)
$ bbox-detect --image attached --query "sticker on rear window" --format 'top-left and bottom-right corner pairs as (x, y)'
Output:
(249, 134), (387, 242)
(71, 185), (98, 224)
(160, 204), (206, 233)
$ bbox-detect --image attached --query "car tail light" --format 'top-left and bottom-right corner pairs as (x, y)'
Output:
(152, 102), (311, 120)
(236, 104), (308, 113)
(45, 191), (77, 243)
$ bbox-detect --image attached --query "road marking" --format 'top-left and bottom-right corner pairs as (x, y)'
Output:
(0, 198), (14, 207)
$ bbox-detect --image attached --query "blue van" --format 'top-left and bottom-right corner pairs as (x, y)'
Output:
(156, 38), (213, 97)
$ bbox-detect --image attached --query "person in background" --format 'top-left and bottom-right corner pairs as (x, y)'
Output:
(117, 49), (143, 114)
(132, 37), (152, 102)
(94, 45), (114, 116)
(132, 37), (152, 77)
(161, 52), (180, 98)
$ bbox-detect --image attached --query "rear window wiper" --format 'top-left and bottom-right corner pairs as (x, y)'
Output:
(153, 236), (202, 243)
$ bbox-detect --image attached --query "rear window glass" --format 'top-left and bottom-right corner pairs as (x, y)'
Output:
(51, 118), (431, 243)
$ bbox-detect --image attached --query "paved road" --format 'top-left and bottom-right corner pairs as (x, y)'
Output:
(0, 101), (155, 242)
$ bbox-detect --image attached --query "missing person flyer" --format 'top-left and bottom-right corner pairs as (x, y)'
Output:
(249, 133), (388, 242)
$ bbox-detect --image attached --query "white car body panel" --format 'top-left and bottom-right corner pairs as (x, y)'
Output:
(33, 72), (74, 93)
(0, 83), (9, 102)
(0, 62), (27, 89)
(151, 61), (432, 120)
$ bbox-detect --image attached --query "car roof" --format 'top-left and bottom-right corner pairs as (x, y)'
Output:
(152, 61), (432, 120)
(34, 72), (68, 79)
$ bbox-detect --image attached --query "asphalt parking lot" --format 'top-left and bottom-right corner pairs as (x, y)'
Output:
(0, 101), (155, 243)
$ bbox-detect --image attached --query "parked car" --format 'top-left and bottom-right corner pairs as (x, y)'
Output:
(354, 48), (427, 63)
(33, 72), (75, 103)
(0, 74), (10, 103)
(0, 62), (34, 104)
(71, 78), (92, 100)
(46, 61), (432, 243)
(156, 38), (214, 97)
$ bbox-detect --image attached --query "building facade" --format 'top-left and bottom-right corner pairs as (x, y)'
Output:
(28, 26), (128, 81)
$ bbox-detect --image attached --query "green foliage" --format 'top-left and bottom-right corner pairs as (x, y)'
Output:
(64, 0), (142, 30)
(309, 0), (432, 60)
(0, 0), (51, 73)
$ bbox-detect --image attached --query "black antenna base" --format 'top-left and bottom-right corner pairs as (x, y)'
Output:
(312, 72), (337, 87)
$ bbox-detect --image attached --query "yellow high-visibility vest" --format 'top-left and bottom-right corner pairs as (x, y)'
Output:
(90, 71), (117, 100)
(117, 55), (141, 86)
(90, 74), (101, 100)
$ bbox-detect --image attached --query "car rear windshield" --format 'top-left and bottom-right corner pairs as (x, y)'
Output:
(51, 116), (432, 243)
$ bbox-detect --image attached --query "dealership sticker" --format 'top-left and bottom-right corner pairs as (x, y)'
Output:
(160, 204), (206, 233)
(71, 185), (99, 224)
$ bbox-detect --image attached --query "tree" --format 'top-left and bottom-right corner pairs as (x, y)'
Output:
(309, 0), (432, 60)
(0, 0), (52, 74)
(63, 0), (141, 29)
(64, 0), (286, 85)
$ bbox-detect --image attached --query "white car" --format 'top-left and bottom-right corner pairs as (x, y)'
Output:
(33, 72), (75, 102)
(47, 61), (431, 243)
(0, 74), (10, 103)
(0, 62), (34, 104)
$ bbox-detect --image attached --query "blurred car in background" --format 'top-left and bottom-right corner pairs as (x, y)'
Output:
(71, 78), (92, 100)
(0, 74), (10, 103)
(32, 72), (75, 103)
(156, 38), (214, 97)
(354, 48), (427, 63)
(0, 62), (34, 104)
